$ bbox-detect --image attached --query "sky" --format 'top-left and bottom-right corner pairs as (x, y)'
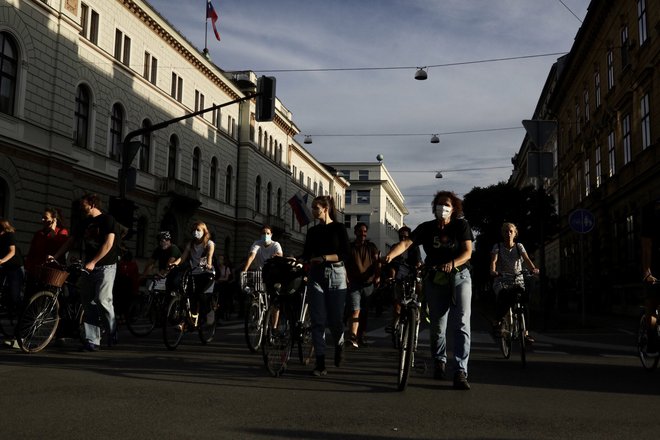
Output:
(145, 0), (590, 228)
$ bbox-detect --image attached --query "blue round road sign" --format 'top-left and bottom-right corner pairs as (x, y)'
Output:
(569, 208), (595, 234)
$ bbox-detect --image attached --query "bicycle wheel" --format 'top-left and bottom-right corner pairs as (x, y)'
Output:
(244, 296), (264, 352)
(297, 302), (314, 365)
(392, 315), (404, 349)
(198, 293), (218, 344)
(262, 305), (292, 377)
(126, 294), (156, 337)
(517, 310), (527, 367)
(499, 310), (512, 359)
(637, 315), (660, 371)
(16, 291), (60, 353)
(397, 308), (416, 391)
(163, 295), (185, 350)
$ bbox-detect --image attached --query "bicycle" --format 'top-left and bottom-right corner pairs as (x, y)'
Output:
(495, 273), (529, 367)
(261, 257), (314, 377)
(241, 270), (267, 353)
(126, 274), (169, 337)
(14, 262), (87, 353)
(162, 264), (218, 350)
(394, 263), (423, 391)
(637, 281), (660, 371)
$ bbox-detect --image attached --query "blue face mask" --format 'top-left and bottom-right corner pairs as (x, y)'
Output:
(262, 234), (272, 244)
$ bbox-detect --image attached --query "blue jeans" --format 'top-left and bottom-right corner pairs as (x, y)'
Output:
(424, 268), (472, 375)
(308, 264), (347, 358)
(80, 264), (117, 345)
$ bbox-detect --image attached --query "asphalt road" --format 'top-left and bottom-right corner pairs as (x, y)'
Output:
(1, 305), (659, 440)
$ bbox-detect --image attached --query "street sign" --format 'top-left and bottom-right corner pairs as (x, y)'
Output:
(527, 151), (554, 178)
(522, 120), (557, 150)
(569, 208), (595, 234)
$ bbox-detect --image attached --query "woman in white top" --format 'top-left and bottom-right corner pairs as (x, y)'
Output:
(178, 222), (215, 321)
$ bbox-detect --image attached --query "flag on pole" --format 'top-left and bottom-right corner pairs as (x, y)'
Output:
(288, 193), (313, 227)
(206, 0), (221, 41)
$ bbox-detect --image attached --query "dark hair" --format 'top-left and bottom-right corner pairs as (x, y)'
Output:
(354, 222), (368, 232)
(261, 225), (272, 234)
(80, 193), (102, 210)
(398, 226), (411, 235)
(431, 191), (463, 219)
(44, 207), (66, 229)
(312, 195), (337, 222)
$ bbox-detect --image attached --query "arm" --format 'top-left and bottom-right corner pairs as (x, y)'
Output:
(274, 242), (283, 258)
(0, 244), (16, 265)
(243, 251), (257, 272)
(51, 236), (75, 261)
(204, 242), (215, 270)
(383, 239), (413, 264)
(490, 252), (499, 276)
(521, 251), (539, 275)
(86, 232), (115, 271)
(441, 239), (472, 273)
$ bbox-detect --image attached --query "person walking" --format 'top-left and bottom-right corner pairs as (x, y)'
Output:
(0, 218), (25, 342)
(345, 222), (380, 348)
(50, 194), (119, 351)
(383, 191), (474, 390)
(302, 195), (350, 376)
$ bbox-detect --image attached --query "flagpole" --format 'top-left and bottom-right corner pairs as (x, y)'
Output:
(204, 0), (209, 55)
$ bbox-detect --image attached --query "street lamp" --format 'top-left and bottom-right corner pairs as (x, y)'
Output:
(415, 67), (428, 80)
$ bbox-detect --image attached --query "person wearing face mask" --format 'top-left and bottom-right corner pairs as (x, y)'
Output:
(242, 225), (283, 272)
(383, 191), (474, 390)
(25, 208), (69, 294)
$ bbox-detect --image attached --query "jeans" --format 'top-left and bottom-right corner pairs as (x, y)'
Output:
(308, 264), (347, 358)
(424, 268), (472, 375)
(79, 264), (117, 345)
(347, 283), (374, 312)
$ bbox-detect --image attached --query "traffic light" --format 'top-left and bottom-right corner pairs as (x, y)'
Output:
(256, 76), (276, 122)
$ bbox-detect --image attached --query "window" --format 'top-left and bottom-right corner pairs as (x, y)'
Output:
(583, 89), (589, 123)
(114, 29), (131, 66)
(626, 215), (635, 260)
(594, 71), (601, 108)
(0, 32), (18, 116)
(254, 176), (262, 213)
(606, 49), (614, 90)
(210, 157), (218, 199)
(307, 177), (311, 189)
(80, 4), (99, 44)
(340, 170), (350, 179)
(622, 114), (631, 165)
(358, 170), (369, 181)
(357, 190), (370, 204)
(109, 103), (124, 161)
(171, 72), (183, 102)
(225, 165), (233, 204)
(595, 146), (602, 188)
(291, 165), (297, 181)
(344, 214), (352, 229)
(607, 130), (616, 177)
(74, 85), (90, 148)
(638, 0), (648, 45)
(345, 190), (352, 205)
(267, 182), (272, 215)
(143, 52), (157, 85)
(298, 171), (304, 185)
(212, 103), (221, 129)
(194, 90), (205, 112)
(192, 147), (201, 188)
(641, 93), (650, 150)
(168, 135), (178, 178)
(357, 214), (370, 223)
(620, 25), (630, 69)
(584, 158), (590, 197)
(139, 119), (151, 172)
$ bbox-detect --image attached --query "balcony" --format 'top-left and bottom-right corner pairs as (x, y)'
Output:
(158, 177), (201, 212)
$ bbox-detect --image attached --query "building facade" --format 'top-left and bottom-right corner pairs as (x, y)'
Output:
(0, 0), (347, 266)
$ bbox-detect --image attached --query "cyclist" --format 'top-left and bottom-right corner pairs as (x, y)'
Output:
(141, 231), (182, 280)
(24, 208), (69, 295)
(641, 198), (660, 354)
(383, 191), (473, 390)
(241, 225), (283, 272)
(489, 222), (539, 344)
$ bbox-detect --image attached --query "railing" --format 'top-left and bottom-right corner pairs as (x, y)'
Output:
(158, 177), (200, 201)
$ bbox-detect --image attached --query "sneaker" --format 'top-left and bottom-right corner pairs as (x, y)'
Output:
(80, 340), (99, 352)
(311, 366), (328, 377)
(433, 360), (446, 380)
(524, 334), (535, 345)
(453, 371), (470, 390)
(348, 334), (359, 348)
(334, 343), (345, 367)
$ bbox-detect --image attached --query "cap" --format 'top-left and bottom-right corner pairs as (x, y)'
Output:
(157, 231), (172, 241)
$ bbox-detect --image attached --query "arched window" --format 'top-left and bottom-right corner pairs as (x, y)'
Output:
(109, 103), (124, 161)
(210, 157), (218, 199)
(266, 182), (273, 215)
(0, 32), (18, 116)
(225, 165), (232, 204)
(139, 119), (151, 172)
(74, 84), (91, 148)
(255, 176), (262, 213)
(192, 147), (201, 188)
(277, 188), (282, 218)
(168, 134), (178, 178)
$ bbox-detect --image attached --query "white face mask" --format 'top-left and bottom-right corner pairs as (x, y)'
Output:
(434, 205), (452, 221)
(262, 234), (272, 244)
(193, 230), (203, 240)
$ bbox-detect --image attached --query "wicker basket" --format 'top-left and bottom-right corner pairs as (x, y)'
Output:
(38, 266), (69, 288)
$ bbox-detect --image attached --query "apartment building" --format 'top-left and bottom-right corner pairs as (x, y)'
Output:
(0, 0), (345, 264)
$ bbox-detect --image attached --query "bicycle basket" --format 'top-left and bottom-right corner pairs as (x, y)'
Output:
(240, 271), (264, 292)
(38, 265), (69, 288)
(262, 256), (305, 296)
